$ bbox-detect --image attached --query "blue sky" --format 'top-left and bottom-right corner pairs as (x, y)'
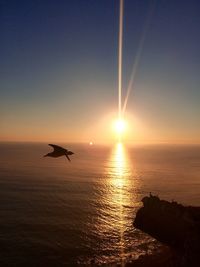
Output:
(1, 0), (200, 143)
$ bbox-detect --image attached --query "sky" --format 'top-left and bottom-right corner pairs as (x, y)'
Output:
(1, 0), (200, 144)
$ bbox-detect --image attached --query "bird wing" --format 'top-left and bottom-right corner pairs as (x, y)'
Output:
(65, 154), (71, 162)
(48, 144), (68, 152)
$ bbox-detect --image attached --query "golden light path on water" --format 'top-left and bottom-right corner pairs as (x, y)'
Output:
(110, 143), (129, 266)
(99, 143), (137, 266)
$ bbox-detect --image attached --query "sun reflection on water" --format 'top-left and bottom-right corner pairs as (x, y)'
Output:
(108, 143), (132, 204)
(100, 142), (134, 266)
(112, 143), (130, 266)
(111, 143), (127, 188)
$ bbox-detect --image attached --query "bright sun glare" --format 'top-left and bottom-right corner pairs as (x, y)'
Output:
(114, 119), (127, 134)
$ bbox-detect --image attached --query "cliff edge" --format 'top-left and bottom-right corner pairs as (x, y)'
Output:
(133, 195), (200, 267)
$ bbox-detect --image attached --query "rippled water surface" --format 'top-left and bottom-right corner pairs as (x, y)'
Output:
(0, 143), (200, 266)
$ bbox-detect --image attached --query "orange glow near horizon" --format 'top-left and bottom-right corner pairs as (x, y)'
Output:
(1, 111), (200, 145)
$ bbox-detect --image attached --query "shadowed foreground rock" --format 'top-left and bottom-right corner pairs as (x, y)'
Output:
(133, 195), (200, 267)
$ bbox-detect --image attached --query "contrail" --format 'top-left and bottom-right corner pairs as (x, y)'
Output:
(118, 0), (124, 119)
(122, 1), (156, 115)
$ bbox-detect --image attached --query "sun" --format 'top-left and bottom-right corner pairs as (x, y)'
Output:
(114, 119), (127, 134)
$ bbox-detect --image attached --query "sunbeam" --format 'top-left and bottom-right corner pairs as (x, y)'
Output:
(118, 0), (124, 119)
(122, 1), (156, 116)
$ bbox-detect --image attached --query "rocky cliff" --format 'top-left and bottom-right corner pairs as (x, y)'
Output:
(134, 195), (200, 267)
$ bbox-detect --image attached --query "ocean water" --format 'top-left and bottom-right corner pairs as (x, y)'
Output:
(0, 142), (200, 266)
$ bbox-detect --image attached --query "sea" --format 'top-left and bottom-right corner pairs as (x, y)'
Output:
(0, 142), (200, 266)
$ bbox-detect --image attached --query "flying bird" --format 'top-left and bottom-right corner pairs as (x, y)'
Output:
(44, 144), (74, 162)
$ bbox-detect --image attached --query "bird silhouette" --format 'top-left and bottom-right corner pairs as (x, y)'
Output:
(44, 144), (74, 162)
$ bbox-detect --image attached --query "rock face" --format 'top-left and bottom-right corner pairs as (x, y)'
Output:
(134, 195), (200, 267)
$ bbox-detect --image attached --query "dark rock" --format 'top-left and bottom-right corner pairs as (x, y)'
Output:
(134, 195), (200, 267)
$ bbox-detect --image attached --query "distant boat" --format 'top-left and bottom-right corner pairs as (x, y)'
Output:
(44, 144), (74, 162)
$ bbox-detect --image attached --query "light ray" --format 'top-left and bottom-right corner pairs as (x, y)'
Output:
(122, 1), (156, 116)
(118, 0), (124, 119)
